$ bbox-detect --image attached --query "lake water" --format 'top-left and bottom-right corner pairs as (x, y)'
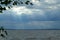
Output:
(0, 29), (60, 40)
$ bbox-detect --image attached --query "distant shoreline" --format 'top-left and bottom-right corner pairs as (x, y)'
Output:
(5, 29), (60, 30)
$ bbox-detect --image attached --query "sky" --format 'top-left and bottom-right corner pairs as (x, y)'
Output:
(0, 0), (60, 29)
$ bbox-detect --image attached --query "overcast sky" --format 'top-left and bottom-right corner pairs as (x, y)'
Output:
(0, 0), (60, 29)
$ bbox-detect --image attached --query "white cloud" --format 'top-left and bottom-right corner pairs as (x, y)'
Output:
(31, 0), (60, 10)
(2, 0), (60, 15)
(11, 6), (32, 15)
(31, 0), (41, 6)
(6, 6), (45, 16)
(44, 0), (57, 4)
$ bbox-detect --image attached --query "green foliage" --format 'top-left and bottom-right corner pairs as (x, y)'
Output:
(0, 6), (6, 13)
(1, 0), (12, 5)
(0, 0), (33, 13)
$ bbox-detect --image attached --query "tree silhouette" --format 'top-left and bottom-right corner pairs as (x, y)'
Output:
(0, 26), (8, 38)
(0, 0), (33, 13)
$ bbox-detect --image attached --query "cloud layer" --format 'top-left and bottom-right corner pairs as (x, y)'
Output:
(0, 0), (60, 29)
